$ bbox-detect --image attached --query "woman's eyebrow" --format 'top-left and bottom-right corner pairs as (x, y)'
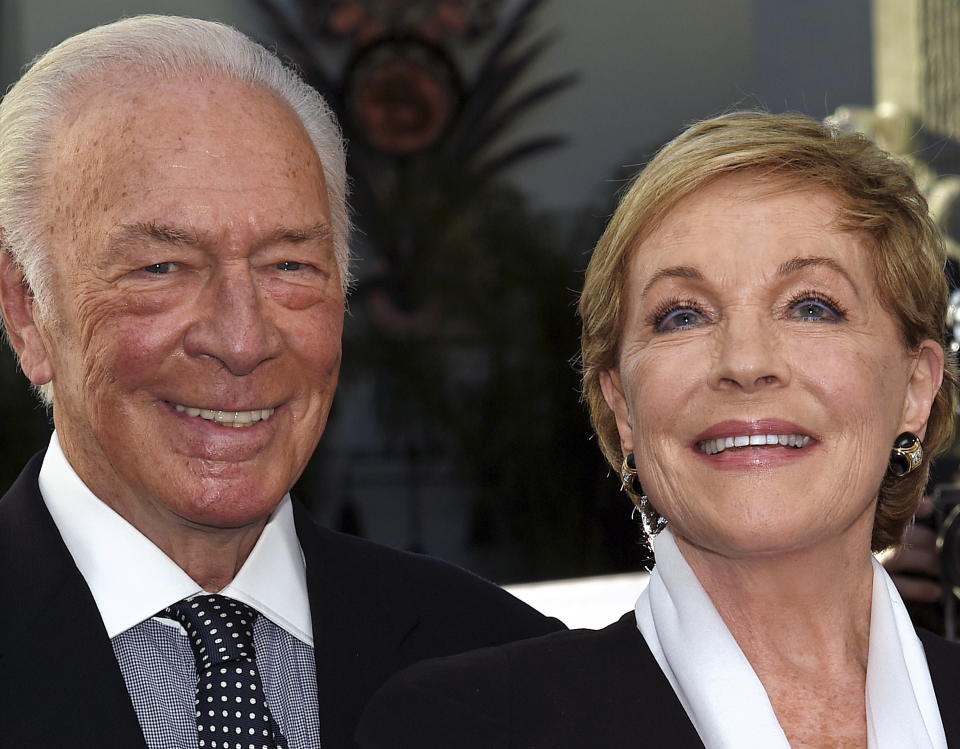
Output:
(639, 265), (703, 301)
(777, 255), (861, 298)
(638, 256), (862, 303)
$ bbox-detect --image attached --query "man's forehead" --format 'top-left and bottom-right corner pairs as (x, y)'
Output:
(52, 70), (307, 163)
(43, 71), (326, 228)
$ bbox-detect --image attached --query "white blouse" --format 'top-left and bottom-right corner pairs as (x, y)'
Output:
(635, 528), (947, 748)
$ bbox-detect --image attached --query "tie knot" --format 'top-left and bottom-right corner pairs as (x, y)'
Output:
(165, 594), (258, 669)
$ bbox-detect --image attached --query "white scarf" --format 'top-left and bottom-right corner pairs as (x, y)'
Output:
(634, 528), (947, 748)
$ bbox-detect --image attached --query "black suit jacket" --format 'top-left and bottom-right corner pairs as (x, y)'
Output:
(357, 612), (960, 748)
(0, 452), (562, 747)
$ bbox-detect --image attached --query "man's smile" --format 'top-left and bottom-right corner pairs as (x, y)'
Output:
(167, 400), (276, 428)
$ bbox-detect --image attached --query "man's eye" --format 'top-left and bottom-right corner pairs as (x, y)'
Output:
(276, 261), (304, 271)
(656, 307), (705, 333)
(143, 262), (179, 274)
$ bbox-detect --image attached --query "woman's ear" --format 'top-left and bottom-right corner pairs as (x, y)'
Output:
(599, 368), (634, 455)
(901, 339), (945, 439)
(0, 250), (54, 387)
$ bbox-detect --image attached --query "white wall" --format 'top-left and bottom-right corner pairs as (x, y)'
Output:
(13, 0), (270, 53)
(502, 0), (754, 212)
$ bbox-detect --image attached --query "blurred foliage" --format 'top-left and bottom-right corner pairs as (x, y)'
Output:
(344, 175), (645, 578)
(258, 0), (648, 577)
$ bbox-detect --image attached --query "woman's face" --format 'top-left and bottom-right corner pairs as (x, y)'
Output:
(601, 173), (943, 557)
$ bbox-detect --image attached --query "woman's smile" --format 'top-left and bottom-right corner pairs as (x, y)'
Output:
(692, 418), (817, 468)
(696, 434), (812, 454)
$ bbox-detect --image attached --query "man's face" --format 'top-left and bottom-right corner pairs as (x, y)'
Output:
(34, 74), (343, 533)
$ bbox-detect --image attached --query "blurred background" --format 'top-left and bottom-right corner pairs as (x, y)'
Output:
(5, 0), (954, 594)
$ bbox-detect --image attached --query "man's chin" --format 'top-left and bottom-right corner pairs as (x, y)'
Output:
(151, 475), (290, 532)
(171, 498), (283, 533)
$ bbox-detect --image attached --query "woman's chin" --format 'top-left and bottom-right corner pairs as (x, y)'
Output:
(670, 518), (857, 562)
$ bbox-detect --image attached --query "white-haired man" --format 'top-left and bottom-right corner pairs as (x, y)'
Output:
(0, 16), (560, 748)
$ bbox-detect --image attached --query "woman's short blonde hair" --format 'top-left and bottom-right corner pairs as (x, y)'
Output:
(579, 110), (957, 551)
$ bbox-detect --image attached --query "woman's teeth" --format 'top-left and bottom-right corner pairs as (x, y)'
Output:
(698, 434), (811, 455)
(171, 402), (275, 428)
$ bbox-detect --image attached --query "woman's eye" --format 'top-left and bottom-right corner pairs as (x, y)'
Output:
(656, 308), (705, 332)
(790, 297), (842, 322)
(143, 262), (178, 274)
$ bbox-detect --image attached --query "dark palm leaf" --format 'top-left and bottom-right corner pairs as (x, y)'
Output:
(472, 134), (568, 186)
(450, 31), (559, 149)
(251, 0), (338, 96)
(468, 0), (546, 88)
(457, 72), (577, 162)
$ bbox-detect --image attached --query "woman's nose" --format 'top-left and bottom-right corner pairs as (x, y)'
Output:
(710, 310), (790, 393)
(183, 269), (282, 376)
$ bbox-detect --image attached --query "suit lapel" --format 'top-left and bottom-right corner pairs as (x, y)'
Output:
(599, 614), (705, 747)
(295, 502), (419, 749)
(296, 507), (703, 749)
(0, 453), (147, 747)
(917, 627), (960, 745)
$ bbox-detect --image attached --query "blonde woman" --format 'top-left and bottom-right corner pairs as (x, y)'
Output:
(358, 112), (960, 748)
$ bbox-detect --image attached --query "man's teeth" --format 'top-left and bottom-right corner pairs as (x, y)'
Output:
(698, 434), (811, 455)
(171, 403), (275, 428)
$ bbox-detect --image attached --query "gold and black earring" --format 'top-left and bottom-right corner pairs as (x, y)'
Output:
(620, 453), (643, 496)
(889, 432), (922, 477)
(620, 453), (667, 533)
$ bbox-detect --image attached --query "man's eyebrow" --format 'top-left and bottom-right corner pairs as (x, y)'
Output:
(639, 265), (704, 301)
(777, 255), (861, 297)
(105, 222), (333, 257)
(109, 221), (202, 250)
(260, 223), (333, 246)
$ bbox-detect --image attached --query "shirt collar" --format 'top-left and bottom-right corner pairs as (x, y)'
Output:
(634, 527), (947, 749)
(38, 432), (313, 646)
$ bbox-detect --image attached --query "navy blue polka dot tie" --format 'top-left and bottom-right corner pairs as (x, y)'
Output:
(164, 595), (288, 749)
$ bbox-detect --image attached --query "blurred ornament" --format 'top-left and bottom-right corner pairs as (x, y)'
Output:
(314, 0), (503, 44)
(345, 40), (461, 153)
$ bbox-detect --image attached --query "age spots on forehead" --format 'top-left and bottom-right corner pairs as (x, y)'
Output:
(45, 81), (140, 201)
(42, 72), (327, 256)
(45, 124), (125, 250)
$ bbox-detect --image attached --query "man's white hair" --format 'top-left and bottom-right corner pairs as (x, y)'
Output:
(0, 14), (351, 385)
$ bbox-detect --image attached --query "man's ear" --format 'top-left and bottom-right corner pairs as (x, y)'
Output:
(0, 249), (54, 386)
(901, 339), (945, 439)
(599, 368), (634, 455)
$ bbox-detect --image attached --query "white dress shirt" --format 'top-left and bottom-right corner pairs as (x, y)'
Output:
(38, 431), (320, 748)
(635, 527), (947, 749)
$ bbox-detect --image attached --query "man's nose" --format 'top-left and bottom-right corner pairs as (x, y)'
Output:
(710, 310), (790, 393)
(183, 268), (281, 376)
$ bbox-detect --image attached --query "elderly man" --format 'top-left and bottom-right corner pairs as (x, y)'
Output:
(0, 15), (559, 748)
